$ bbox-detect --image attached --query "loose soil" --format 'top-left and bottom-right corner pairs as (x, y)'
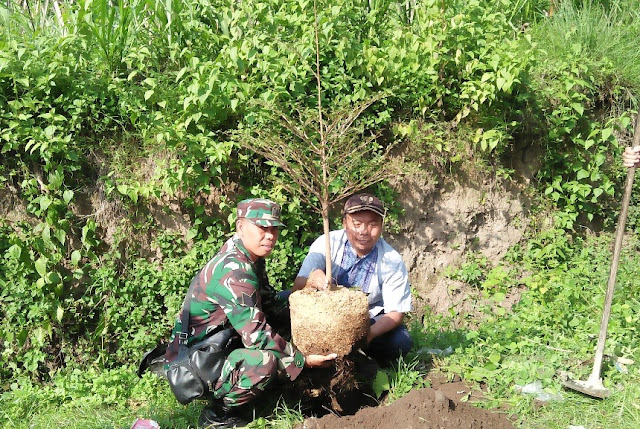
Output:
(297, 374), (515, 429)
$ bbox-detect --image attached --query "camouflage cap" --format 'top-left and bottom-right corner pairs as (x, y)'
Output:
(237, 198), (285, 227)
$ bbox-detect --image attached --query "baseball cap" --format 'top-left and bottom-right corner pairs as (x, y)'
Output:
(237, 198), (285, 227)
(343, 193), (385, 218)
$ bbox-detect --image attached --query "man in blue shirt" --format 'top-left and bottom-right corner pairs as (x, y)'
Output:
(291, 193), (413, 364)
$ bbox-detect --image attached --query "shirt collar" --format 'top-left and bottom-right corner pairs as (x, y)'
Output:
(231, 234), (257, 265)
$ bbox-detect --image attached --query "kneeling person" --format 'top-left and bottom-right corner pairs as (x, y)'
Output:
(164, 198), (336, 428)
(291, 193), (413, 365)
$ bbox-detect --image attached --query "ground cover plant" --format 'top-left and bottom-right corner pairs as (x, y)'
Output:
(1, 0), (640, 427)
(432, 231), (640, 428)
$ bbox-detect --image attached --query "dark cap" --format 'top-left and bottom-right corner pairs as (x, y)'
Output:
(237, 198), (285, 227)
(343, 193), (385, 218)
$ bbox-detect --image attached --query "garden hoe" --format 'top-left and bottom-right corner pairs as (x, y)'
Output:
(562, 117), (639, 399)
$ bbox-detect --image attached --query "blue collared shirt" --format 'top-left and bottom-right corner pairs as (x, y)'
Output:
(297, 229), (412, 317)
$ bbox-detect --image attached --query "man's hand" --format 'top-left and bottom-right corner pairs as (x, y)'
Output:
(623, 146), (640, 168)
(305, 269), (328, 291)
(304, 353), (338, 368)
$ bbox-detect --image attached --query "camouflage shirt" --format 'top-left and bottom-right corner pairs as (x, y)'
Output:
(164, 235), (305, 380)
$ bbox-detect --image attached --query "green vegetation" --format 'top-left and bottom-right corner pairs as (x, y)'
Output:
(1, 0), (640, 427)
(417, 232), (640, 428)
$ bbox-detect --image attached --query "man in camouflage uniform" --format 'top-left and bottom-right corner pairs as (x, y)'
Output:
(164, 198), (336, 429)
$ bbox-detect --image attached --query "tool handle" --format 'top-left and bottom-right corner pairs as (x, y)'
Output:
(589, 118), (639, 382)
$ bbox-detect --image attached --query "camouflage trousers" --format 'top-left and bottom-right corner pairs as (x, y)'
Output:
(213, 348), (278, 407)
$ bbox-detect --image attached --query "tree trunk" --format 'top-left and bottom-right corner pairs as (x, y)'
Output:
(322, 201), (333, 289)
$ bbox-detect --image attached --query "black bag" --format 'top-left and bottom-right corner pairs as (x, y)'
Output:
(137, 342), (168, 378)
(166, 283), (236, 405)
(166, 327), (234, 405)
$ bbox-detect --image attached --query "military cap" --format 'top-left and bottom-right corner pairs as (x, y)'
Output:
(237, 198), (285, 227)
(343, 193), (385, 218)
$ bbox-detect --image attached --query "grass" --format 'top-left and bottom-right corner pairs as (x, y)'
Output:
(532, 0), (640, 96)
(249, 401), (305, 429)
(522, 383), (640, 429)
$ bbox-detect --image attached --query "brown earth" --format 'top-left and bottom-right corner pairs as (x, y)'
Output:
(386, 167), (533, 322)
(298, 374), (515, 429)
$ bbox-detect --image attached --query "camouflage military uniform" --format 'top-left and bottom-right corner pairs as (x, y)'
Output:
(164, 200), (305, 409)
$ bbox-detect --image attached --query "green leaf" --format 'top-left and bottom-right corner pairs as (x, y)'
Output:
(56, 306), (64, 322)
(576, 169), (589, 180)
(7, 244), (21, 259)
(40, 196), (52, 211)
(47, 271), (61, 284)
(71, 250), (81, 266)
(186, 228), (198, 241)
(63, 190), (74, 204)
(488, 353), (501, 364)
(54, 229), (66, 245)
(176, 67), (187, 81)
(35, 257), (48, 277)
(492, 292), (506, 302)
(43, 225), (52, 244)
(571, 103), (584, 116)
(127, 189), (139, 203)
(372, 370), (389, 398)
(620, 116), (631, 129)
(44, 125), (56, 139)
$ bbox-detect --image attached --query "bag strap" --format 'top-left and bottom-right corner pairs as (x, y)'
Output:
(176, 278), (196, 361)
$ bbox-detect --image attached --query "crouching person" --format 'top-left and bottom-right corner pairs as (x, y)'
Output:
(289, 193), (413, 367)
(163, 198), (336, 428)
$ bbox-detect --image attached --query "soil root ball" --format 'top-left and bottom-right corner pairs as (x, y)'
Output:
(289, 287), (369, 356)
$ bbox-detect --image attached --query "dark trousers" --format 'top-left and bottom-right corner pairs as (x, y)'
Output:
(367, 313), (413, 364)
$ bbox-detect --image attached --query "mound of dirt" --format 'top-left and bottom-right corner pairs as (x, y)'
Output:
(299, 387), (515, 429)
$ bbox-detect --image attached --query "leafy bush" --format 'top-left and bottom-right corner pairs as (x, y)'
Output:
(439, 231), (640, 418)
(529, 0), (640, 228)
(1, 0), (639, 393)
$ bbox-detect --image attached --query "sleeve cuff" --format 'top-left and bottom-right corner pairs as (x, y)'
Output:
(286, 350), (305, 381)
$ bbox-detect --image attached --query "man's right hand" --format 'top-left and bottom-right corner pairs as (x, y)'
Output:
(305, 269), (328, 291)
(623, 146), (640, 168)
(304, 353), (338, 368)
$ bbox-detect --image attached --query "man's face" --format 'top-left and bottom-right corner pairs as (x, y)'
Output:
(343, 211), (383, 257)
(237, 219), (279, 262)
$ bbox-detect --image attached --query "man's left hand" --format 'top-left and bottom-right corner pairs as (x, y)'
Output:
(304, 353), (338, 368)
